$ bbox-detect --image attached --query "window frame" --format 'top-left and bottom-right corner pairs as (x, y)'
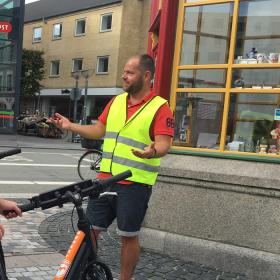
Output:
(75, 18), (86, 36)
(50, 60), (60, 77)
(72, 58), (83, 72)
(32, 27), (42, 43)
(100, 13), (113, 33)
(52, 23), (63, 40)
(96, 56), (109, 74)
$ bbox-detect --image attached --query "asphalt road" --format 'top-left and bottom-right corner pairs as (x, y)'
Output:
(0, 148), (85, 193)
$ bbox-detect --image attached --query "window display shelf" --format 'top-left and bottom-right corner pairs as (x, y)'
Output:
(233, 63), (280, 69)
(231, 88), (280, 93)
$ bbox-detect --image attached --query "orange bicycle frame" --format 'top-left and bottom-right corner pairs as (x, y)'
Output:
(54, 230), (85, 280)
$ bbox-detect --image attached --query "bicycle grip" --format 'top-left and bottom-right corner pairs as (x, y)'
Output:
(0, 148), (21, 160)
(19, 203), (35, 213)
(99, 170), (132, 186)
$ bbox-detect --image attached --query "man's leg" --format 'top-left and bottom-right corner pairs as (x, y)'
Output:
(120, 236), (140, 280)
(116, 183), (152, 280)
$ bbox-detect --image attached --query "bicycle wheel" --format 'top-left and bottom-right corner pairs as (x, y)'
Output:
(81, 261), (113, 280)
(78, 150), (102, 180)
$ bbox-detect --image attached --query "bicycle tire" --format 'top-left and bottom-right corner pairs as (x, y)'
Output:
(81, 261), (113, 280)
(78, 150), (102, 180)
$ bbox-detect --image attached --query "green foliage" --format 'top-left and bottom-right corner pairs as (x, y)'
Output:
(21, 49), (45, 96)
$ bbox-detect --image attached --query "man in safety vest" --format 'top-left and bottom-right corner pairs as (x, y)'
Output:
(49, 54), (174, 280)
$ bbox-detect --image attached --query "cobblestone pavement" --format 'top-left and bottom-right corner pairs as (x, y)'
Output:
(1, 199), (249, 280)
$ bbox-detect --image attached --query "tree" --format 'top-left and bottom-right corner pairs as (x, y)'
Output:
(21, 49), (45, 98)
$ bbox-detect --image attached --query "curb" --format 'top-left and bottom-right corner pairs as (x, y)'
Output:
(140, 227), (280, 280)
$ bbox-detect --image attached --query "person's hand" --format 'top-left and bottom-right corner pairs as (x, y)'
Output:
(0, 199), (22, 219)
(47, 113), (72, 130)
(132, 142), (156, 159)
(0, 224), (4, 240)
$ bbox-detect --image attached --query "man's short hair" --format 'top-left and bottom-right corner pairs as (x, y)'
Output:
(138, 54), (155, 80)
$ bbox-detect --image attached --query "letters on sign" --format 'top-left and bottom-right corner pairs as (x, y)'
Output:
(0, 22), (12, 33)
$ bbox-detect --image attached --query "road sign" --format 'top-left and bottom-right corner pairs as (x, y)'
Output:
(70, 88), (82, 101)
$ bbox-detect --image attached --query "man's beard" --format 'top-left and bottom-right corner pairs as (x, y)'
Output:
(123, 79), (144, 95)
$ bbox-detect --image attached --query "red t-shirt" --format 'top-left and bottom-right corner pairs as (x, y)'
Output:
(97, 91), (174, 183)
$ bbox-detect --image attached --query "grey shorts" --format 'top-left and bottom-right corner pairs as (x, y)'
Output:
(86, 183), (152, 237)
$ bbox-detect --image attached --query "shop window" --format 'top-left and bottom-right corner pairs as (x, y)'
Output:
(72, 58), (83, 72)
(75, 19), (86, 36)
(100, 13), (112, 32)
(178, 69), (227, 88)
(180, 3), (233, 65)
(33, 27), (42, 42)
(226, 93), (280, 154)
(171, 0), (280, 159)
(174, 92), (224, 149)
(53, 23), (62, 39)
(50, 60), (60, 76)
(96, 56), (109, 74)
(234, 0), (280, 64)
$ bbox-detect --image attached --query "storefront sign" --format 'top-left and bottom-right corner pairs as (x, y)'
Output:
(274, 108), (280, 120)
(0, 22), (12, 33)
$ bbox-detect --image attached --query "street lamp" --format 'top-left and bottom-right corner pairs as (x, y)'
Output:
(71, 71), (82, 124)
(71, 71), (82, 142)
(81, 69), (94, 124)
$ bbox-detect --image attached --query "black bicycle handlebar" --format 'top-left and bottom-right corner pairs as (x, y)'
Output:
(0, 148), (21, 160)
(8, 170), (132, 214)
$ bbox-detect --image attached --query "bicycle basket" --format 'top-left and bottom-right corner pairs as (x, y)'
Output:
(81, 138), (103, 150)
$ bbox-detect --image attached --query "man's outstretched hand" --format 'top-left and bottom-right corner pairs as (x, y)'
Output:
(132, 142), (156, 159)
(47, 113), (72, 130)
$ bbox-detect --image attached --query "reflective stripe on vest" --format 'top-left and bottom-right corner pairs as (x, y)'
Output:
(100, 92), (167, 185)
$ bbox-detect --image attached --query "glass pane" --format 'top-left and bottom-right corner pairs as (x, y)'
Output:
(235, 0), (280, 63)
(101, 14), (112, 30)
(33, 27), (42, 41)
(0, 0), (20, 16)
(174, 92), (224, 149)
(53, 24), (62, 38)
(73, 59), (83, 72)
(76, 20), (85, 35)
(232, 69), (280, 89)
(180, 3), (233, 65)
(0, 41), (17, 64)
(51, 61), (59, 75)
(98, 57), (108, 73)
(178, 69), (226, 88)
(226, 93), (280, 154)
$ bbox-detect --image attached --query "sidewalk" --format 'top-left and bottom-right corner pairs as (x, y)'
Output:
(0, 133), (82, 150)
(0, 135), (249, 279)
(0, 198), (248, 280)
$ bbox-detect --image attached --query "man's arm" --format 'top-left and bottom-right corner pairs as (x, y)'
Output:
(48, 113), (106, 139)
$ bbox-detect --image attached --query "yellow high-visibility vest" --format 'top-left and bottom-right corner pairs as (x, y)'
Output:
(100, 92), (167, 185)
